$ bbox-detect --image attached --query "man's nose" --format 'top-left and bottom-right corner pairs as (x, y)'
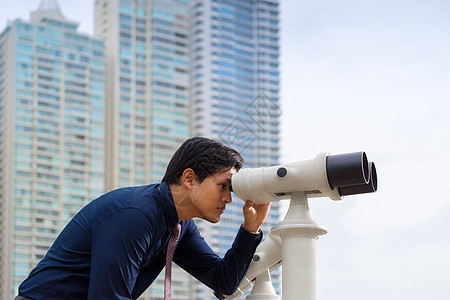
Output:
(223, 192), (232, 204)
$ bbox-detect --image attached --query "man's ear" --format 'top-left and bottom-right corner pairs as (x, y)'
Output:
(181, 168), (196, 189)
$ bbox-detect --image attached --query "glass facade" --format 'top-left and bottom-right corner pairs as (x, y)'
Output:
(191, 0), (280, 165)
(0, 8), (105, 299)
(96, 0), (190, 191)
(190, 0), (282, 298)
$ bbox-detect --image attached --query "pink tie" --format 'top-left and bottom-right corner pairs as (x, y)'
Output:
(164, 224), (181, 300)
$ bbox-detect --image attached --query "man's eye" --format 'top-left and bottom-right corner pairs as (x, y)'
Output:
(219, 184), (226, 190)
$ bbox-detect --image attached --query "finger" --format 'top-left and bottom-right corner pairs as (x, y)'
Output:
(254, 202), (270, 211)
(243, 200), (253, 210)
(254, 202), (271, 220)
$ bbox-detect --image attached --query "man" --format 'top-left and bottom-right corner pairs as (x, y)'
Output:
(17, 137), (270, 299)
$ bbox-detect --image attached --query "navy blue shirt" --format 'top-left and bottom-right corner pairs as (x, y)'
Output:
(19, 182), (262, 299)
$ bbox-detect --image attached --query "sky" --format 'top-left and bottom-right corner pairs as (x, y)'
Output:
(1, 0), (450, 299)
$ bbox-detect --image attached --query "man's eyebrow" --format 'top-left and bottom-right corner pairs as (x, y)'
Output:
(218, 177), (231, 184)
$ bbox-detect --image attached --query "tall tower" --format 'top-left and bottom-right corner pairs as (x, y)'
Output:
(95, 0), (191, 192)
(190, 0), (282, 298)
(95, 0), (192, 299)
(0, 1), (105, 298)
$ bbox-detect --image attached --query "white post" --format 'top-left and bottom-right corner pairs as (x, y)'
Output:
(271, 192), (327, 300)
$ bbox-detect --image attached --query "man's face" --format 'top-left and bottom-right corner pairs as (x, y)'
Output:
(191, 167), (236, 223)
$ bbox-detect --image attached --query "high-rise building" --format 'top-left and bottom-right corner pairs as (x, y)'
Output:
(0, 1), (105, 298)
(190, 0), (282, 298)
(95, 0), (191, 192)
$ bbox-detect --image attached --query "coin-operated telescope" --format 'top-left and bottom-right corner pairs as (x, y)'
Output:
(223, 152), (377, 300)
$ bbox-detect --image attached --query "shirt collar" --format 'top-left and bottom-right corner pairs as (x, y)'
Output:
(158, 182), (180, 231)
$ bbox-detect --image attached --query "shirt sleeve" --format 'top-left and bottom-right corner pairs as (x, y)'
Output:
(173, 221), (262, 295)
(88, 208), (154, 300)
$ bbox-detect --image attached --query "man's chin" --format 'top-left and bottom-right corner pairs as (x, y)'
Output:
(205, 216), (221, 224)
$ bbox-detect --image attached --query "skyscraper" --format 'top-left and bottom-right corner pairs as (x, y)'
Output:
(0, 1), (105, 298)
(95, 0), (191, 192)
(190, 0), (282, 298)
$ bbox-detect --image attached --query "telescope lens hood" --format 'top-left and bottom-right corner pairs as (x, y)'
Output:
(338, 162), (377, 196)
(326, 151), (369, 189)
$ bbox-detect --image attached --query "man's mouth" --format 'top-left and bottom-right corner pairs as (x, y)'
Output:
(217, 207), (225, 213)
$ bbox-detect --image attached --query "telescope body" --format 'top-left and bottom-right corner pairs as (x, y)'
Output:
(231, 151), (376, 204)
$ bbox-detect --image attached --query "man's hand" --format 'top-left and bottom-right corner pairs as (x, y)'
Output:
(242, 200), (271, 234)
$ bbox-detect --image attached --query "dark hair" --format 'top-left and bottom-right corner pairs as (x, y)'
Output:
(162, 137), (244, 184)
